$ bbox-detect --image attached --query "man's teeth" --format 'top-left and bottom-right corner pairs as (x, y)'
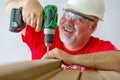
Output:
(64, 27), (73, 32)
(64, 26), (76, 33)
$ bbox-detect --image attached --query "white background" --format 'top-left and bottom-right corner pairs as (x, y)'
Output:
(0, 0), (120, 65)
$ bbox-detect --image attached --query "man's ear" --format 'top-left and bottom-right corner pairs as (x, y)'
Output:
(90, 22), (97, 33)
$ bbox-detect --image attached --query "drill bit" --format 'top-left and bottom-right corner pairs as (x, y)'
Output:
(47, 46), (50, 53)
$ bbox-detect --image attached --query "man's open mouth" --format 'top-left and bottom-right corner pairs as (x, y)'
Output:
(62, 24), (76, 33)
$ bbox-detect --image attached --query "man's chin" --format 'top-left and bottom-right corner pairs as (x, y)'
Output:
(61, 39), (72, 45)
(60, 33), (75, 45)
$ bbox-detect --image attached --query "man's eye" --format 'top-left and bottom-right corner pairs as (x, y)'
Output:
(66, 14), (70, 19)
(78, 17), (84, 22)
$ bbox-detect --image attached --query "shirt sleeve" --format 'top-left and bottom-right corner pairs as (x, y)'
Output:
(21, 25), (44, 48)
(21, 25), (35, 47)
(98, 41), (117, 51)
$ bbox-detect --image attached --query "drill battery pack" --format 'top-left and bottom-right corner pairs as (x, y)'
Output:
(9, 7), (25, 32)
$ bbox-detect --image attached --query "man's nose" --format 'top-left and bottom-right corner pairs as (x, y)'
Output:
(65, 18), (74, 26)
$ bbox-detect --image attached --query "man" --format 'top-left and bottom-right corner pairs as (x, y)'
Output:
(5, 0), (120, 72)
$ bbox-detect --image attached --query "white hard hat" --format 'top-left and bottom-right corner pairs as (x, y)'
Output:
(64, 0), (105, 20)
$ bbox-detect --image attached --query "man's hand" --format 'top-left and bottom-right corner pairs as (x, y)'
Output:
(23, 0), (43, 32)
(43, 48), (75, 65)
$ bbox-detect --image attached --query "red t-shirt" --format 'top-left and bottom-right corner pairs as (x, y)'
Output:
(22, 25), (116, 60)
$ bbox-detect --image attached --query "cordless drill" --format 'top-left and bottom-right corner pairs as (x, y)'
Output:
(42, 5), (58, 52)
(9, 5), (58, 52)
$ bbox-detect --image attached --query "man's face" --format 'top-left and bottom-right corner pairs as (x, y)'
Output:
(59, 9), (97, 45)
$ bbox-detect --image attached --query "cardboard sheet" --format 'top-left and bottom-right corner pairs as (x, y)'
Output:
(0, 59), (120, 80)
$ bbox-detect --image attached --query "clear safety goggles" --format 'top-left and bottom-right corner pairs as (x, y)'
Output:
(62, 9), (96, 22)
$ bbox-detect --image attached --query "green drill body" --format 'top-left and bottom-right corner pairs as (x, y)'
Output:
(42, 5), (58, 30)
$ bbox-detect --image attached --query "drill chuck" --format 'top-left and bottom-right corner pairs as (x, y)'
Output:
(44, 28), (55, 46)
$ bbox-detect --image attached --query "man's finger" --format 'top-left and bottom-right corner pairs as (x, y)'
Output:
(26, 18), (31, 26)
(31, 13), (37, 28)
(35, 15), (43, 32)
